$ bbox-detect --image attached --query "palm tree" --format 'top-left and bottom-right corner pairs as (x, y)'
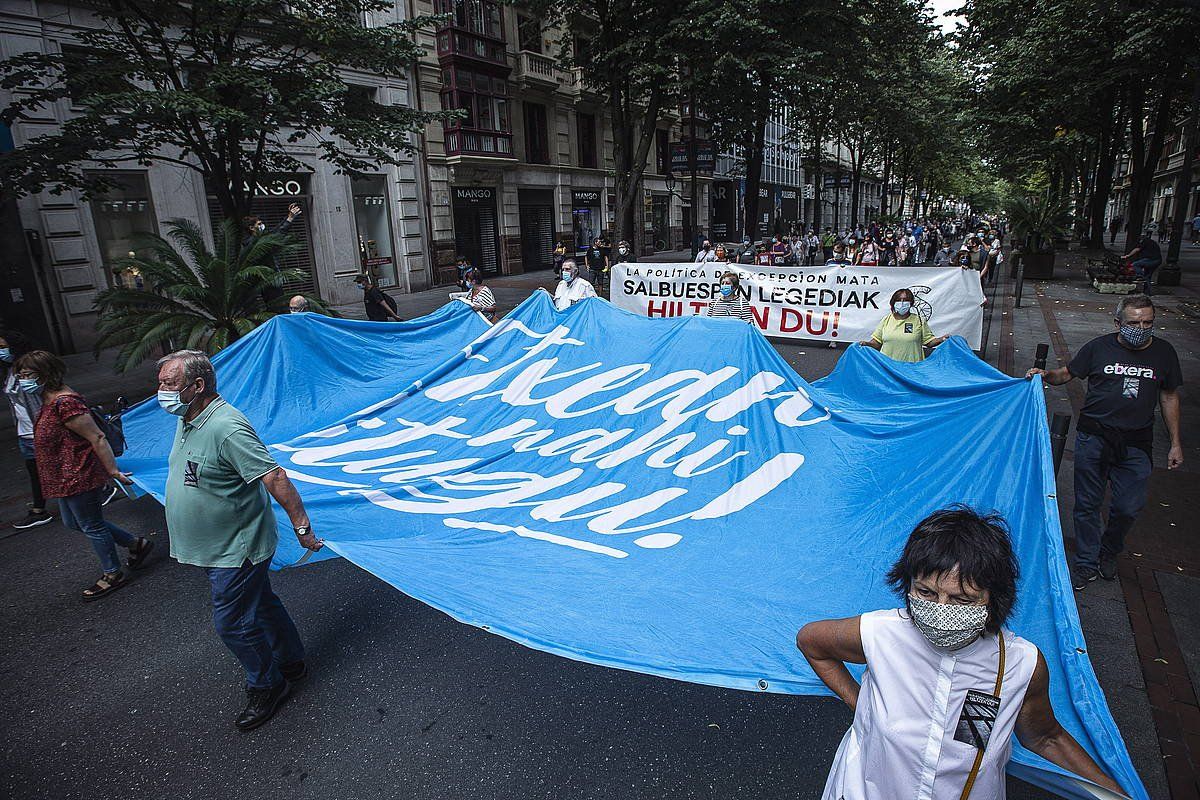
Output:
(95, 218), (325, 372)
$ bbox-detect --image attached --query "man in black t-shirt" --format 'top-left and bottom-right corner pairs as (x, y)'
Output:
(1028, 295), (1183, 589)
(1123, 235), (1163, 295)
(584, 238), (608, 283)
(353, 273), (401, 322)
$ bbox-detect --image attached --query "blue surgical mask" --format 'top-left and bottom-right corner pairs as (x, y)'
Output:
(562, 270), (575, 283)
(0, 348), (10, 362)
(157, 389), (191, 416)
(18, 377), (40, 393)
(894, 301), (912, 315)
(720, 284), (733, 298)
(1119, 323), (1153, 348)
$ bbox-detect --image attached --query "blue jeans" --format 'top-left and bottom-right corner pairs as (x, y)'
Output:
(1131, 258), (1161, 295)
(1072, 431), (1152, 571)
(205, 557), (304, 689)
(59, 485), (137, 574)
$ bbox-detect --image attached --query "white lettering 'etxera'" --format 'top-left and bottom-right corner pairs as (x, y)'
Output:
(1103, 363), (1156, 379)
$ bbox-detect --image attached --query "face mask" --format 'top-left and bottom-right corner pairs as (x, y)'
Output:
(908, 593), (988, 650)
(157, 388), (193, 416)
(562, 271), (575, 283)
(255, 222), (266, 234)
(18, 377), (40, 393)
(894, 301), (912, 315)
(289, 309), (305, 314)
(618, 247), (628, 255)
(0, 348), (10, 362)
(1119, 323), (1153, 348)
(720, 284), (733, 297)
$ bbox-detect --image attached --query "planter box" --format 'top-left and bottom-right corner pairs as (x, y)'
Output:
(1017, 250), (1055, 280)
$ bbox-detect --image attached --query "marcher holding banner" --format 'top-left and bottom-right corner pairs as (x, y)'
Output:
(861, 289), (949, 363)
(608, 262), (984, 347)
(706, 272), (753, 323)
(798, 507), (1128, 800)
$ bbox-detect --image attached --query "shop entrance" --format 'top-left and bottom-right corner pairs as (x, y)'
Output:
(518, 189), (555, 271)
(452, 187), (500, 276)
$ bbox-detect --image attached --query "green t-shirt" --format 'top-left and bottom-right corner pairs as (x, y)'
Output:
(871, 312), (935, 363)
(165, 398), (280, 568)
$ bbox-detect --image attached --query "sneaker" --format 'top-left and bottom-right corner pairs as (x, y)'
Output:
(12, 509), (53, 529)
(1099, 551), (1119, 581)
(101, 484), (121, 507)
(235, 681), (292, 732)
(1072, 565), (1099, 591)
(281, 660), (308, 684)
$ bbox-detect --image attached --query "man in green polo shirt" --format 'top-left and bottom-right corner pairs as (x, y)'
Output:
(157, 349), (322, 732)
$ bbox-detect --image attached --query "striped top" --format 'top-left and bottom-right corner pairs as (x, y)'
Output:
(707, 295), (754, 324)
(463, 285), (496, 311)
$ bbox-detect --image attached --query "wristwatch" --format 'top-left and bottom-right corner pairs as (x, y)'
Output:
(294, 526), (311, 538)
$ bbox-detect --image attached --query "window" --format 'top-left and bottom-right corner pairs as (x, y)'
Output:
(577, 112), (596, 169)
(524, 102), (549, 164)
(85, 171), (158, 288)
(518, 15), (542, 53)
(436, 0), (503, 38)
(655, 129), (670, 175)
(440, 66), (513, 156)
(352, 176), (398, 288)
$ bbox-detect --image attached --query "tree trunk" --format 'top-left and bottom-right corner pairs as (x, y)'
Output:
(741, 81), (771, 241)
(1088, 90), (1120, 247)
(811, 136), (825, 231)
(1125, 80), (1174, 250)
(610, 82), (664, 255)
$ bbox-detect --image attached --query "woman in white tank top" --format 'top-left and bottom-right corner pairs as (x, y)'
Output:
(797, 506), (1128, 799)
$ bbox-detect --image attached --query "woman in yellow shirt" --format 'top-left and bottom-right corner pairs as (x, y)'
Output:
(861, 288), (949, 362)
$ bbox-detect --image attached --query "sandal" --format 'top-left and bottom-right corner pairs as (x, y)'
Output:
(126, 537), (155, 570)
(82, 571), (127, 602)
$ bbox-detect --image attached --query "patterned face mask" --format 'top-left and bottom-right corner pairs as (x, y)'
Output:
(908, 593), (988, 650)
(1119, 323), (1153, 348)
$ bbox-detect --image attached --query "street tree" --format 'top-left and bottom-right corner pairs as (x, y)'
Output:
(0, 0), (448, 221)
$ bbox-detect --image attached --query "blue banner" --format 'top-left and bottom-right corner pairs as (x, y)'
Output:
(121, 294), (1145, 799)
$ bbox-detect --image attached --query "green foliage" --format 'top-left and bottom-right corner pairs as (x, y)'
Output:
(0, 0), (450, 218)
(1004, 193), (1071, 253)
(94, 218), (325, 372)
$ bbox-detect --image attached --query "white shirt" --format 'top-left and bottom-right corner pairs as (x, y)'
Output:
(553, 278), (597, 310)
(822, 609), (1038, 800)
(695, 249), (717, 262)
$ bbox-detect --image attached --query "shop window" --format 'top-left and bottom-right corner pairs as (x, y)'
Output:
(524, 102), (549, 164)
(577, 112), (596, 169)
(85, 171), (158, 289)
(351, 176), (398, 289)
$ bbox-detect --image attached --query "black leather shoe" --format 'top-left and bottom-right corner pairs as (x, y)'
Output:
(281, 660), (308, 684)
(235, 681), (291, 731)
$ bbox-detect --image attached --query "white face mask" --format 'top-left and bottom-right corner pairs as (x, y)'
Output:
(618, 247), (628, 255)
(158, 385), (196, 416)
(908, 593), (988, 650)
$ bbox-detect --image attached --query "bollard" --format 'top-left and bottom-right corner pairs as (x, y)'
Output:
(1050, 413), (1072, 476)
(1034, 343), (1049, 370)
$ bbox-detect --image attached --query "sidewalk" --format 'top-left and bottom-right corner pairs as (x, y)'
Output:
(989, 243), (1200, 799)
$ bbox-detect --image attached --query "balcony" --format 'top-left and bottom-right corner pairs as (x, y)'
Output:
(445, 128), (515, 159)
(514, 50), (559, 89)
(565, 67), (601, 99)
(436, 29), (510, 70)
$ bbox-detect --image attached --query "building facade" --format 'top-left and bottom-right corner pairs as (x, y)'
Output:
(412, 0), (699, 284)
(1, 1), (433, 350)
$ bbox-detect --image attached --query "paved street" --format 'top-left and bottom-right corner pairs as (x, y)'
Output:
(3, 248), (1198, 799)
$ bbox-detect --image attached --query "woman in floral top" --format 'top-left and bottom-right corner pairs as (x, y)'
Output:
(14, 351), (153, 600)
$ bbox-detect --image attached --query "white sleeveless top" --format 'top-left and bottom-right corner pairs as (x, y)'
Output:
(822, 608), (1039, 800)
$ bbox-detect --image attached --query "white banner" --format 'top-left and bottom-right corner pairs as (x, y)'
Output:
(609, 263), (985, 348)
